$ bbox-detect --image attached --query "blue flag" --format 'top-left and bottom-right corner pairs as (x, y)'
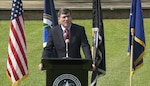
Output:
(128, 0), (146, 75)
(43, 0), (58, 47)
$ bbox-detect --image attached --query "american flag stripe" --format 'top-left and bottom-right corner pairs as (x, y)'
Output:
(10, 23), (27, 68)
(7, 55), (20, 82)
(7, 0), (28, 85)
(9, 38), (26, 76)
(11, 18), (27, 66)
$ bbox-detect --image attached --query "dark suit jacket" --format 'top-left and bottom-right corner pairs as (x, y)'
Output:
(42, 23), (92, 59)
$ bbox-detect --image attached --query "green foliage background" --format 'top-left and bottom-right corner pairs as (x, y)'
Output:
(0, 19), (150, 86)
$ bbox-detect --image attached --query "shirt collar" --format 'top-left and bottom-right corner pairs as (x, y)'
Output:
(61, 24), (71, 31)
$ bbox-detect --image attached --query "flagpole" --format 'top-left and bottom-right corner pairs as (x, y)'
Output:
(92, 31), (95, 60)
(130, 28), (134, 86)
(130, 45), (133, 86)
(92, 27), (99, 62)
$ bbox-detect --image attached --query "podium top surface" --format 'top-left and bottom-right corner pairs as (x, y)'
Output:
(42, 58), (92, 64)
(42, 57), (91, 60)
(42, 57), (93, 70)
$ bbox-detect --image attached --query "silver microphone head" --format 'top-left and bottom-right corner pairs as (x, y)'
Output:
(65, 39), (69, 43)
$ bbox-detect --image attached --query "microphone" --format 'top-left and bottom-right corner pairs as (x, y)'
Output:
(65, 39), (69, 58)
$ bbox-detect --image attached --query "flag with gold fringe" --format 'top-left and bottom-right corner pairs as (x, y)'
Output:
(7, 0), (28, 86)
(128, 0), (146, 76)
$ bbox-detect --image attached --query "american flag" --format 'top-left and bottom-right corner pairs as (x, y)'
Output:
(7, 0), (28, 86)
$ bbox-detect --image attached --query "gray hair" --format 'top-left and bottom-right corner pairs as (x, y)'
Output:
(57, 8), (72, 17)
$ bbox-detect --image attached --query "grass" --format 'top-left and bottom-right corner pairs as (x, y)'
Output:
(0, 19), (150, 86)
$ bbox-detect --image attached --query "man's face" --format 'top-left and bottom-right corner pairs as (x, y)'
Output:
(58, 13), (72, 28)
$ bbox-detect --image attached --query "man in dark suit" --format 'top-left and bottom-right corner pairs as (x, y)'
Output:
(39, 8), (95, 70)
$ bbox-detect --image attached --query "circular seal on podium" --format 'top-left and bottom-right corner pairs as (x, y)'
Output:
(52, 74), (81, 86)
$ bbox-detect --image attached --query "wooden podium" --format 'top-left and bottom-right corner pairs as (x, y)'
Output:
(42, 58), (92, 86)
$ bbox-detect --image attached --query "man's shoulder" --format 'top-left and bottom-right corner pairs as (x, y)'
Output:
(51, 25), (61, 31)
(72, 23), (84, 28)
(53, 25), (60, 29)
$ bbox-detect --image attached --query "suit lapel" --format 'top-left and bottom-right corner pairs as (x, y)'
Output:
(69, 24), (77, 43)
(56, 26), (65, 45)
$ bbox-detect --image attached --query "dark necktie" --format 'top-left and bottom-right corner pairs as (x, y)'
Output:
(64, 28), (69, 40)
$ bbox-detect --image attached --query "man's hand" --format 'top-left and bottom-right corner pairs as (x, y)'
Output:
(92, 64), (96, 71)
(38, 63), (43, 70)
